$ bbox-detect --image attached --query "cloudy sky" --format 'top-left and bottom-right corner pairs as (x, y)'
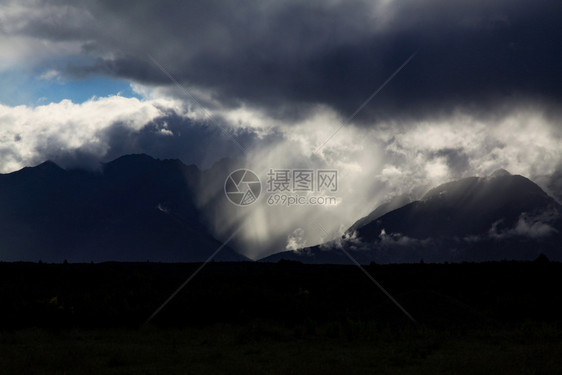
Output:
(1, 0), (561, 258)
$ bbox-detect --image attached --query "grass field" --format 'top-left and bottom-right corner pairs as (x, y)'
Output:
(2, 323), (562, 374)
(1, 260), (561, 374)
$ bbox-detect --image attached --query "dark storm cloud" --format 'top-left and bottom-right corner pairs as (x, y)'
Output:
(97, 113), (272, 167)
(15, 0), (562, 123)
(64, 56), (162, 82)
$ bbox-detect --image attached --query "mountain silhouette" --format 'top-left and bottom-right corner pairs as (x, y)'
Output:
(4, 159), (561, 264)
(0, 154), (248, 262)
(357, 169), (559, 241)
(263, 170), (562, 264)
(347, 193), (413, 235)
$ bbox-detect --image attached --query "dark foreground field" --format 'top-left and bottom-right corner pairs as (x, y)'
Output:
(1, 259), (562, 374)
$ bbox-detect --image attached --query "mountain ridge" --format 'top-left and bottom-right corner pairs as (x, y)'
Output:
(3, 158), (561, 264)
(262, 169), (562, 264)
(0, 154), (247, 263)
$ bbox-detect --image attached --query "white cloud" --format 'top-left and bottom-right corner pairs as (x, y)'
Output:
(39, 69), (62, 81)
(380, 109), (562, 186)
(286, 228), (307, 251)
(0, 35), (83, 73)
(489, 210), (559, 239)
(424, 158), (449, 181)
(0, 94), (183, 172)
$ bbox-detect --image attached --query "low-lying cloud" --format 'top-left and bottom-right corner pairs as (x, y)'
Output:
(489, 210), (559, 240)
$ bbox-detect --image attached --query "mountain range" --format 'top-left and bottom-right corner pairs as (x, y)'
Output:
(1, 154), (560, 263)
(0, 154), (247, 262)
(263, 169), (562, 264)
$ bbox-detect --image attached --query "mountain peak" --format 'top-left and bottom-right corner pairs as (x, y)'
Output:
(266, 169), (562, 264)
(489, 168), (511, 178)
(0, 153), (247, 262)
(107, 153), (156, 164)
(10, 160), (66, 177)
(36, 160), (63, 170)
